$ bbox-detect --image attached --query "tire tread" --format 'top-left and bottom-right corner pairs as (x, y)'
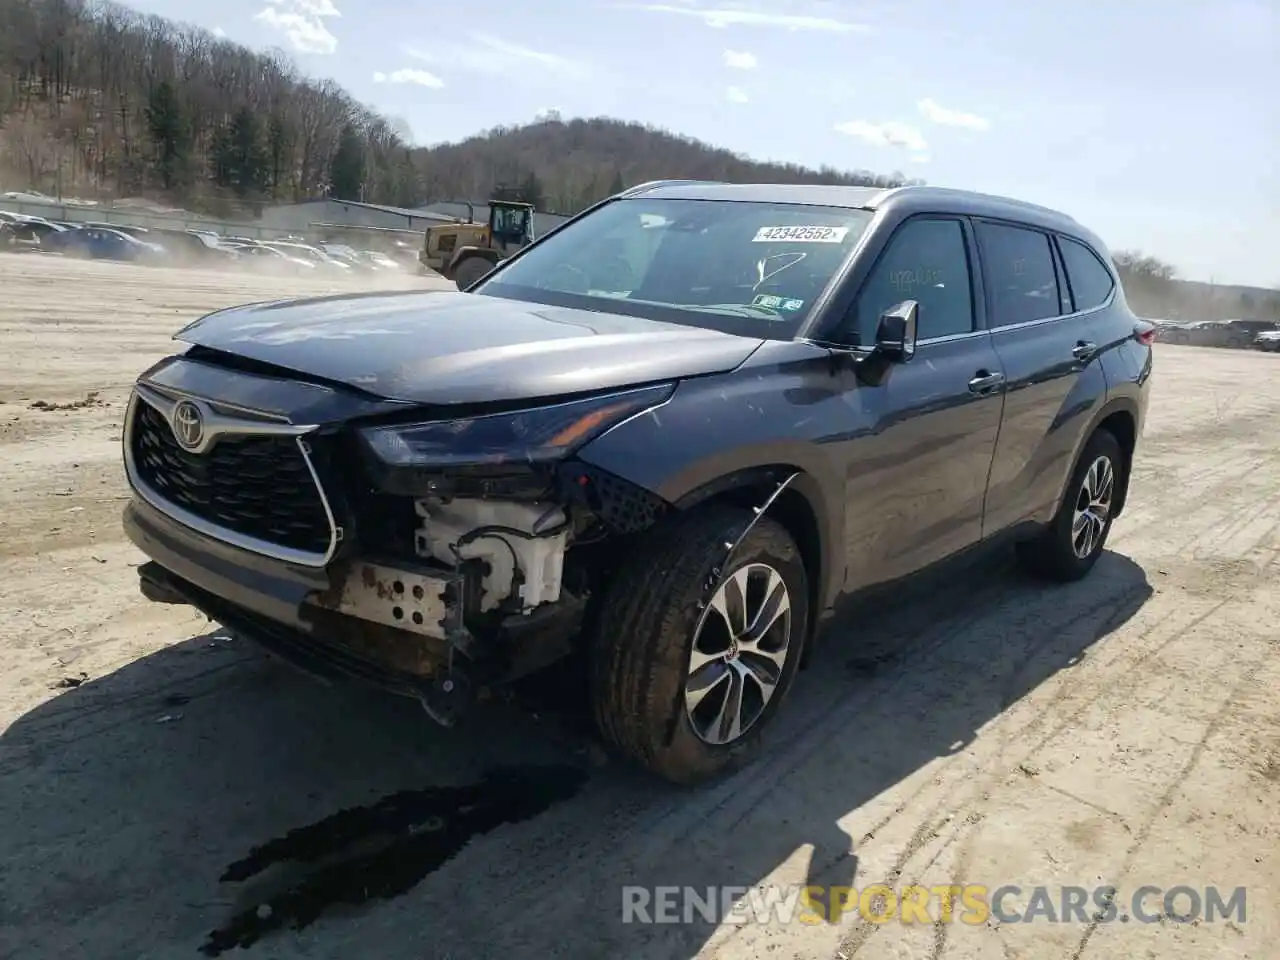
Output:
(589, 506), (802, 783)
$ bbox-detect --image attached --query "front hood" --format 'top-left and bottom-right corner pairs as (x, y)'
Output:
(174, 291), (764, 405)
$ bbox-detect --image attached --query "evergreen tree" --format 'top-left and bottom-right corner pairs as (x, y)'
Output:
(144, 80), (190, 191)
(209, 107), (268, 197)
(329, 124), (366, 201)
(266, 114), (293, 198)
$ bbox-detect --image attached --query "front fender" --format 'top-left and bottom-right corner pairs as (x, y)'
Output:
(576, 363), (847, 615)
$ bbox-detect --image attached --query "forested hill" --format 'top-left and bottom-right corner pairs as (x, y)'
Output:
(2, 0), (1273, 313)
(415, 114), (921, 215)
(0, 0), (913, 216)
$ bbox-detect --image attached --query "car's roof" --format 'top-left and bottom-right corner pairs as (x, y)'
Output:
(627, 181), (1094, 244)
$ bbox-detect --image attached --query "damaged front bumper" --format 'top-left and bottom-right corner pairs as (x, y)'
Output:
(124, 495), (490, 725)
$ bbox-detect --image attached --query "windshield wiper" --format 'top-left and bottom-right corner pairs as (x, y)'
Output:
(691, 302), (787, 319)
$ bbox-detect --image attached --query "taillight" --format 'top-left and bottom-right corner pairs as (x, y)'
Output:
(1134, 321), (1156, 346)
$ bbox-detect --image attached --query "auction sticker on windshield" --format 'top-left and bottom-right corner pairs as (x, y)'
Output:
(753, 294), (805, 312)
(753, 225), (850, 243)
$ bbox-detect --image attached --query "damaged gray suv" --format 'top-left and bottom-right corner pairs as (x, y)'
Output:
(123, 181), (1153, 784)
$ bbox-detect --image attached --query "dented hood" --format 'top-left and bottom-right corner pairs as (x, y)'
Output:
(174, 290), (764, 405)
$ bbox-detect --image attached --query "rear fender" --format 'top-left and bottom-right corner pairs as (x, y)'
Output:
(1048, 394), (1141, 520)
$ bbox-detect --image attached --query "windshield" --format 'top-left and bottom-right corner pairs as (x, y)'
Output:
(477, 198), (873, 336)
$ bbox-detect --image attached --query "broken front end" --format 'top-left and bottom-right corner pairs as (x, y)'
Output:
(122, 365), (673, 725)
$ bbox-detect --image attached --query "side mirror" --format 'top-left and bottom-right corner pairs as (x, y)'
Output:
(874, 300), (919, 362)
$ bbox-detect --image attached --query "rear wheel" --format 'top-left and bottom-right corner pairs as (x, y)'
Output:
(1017, 428), (1123, 582)
(589, 506), (809, 785)
(453, 256), (494, 290)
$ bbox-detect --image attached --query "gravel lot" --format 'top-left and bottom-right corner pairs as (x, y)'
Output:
(0, 254), (1276, 960)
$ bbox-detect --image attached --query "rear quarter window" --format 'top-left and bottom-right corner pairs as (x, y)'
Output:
(1057, 236), (1116, 312)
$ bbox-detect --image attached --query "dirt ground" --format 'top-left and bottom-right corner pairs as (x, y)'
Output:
(0, 253), (1275, 960)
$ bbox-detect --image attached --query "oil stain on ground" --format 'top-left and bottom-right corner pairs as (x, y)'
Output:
(200, 764), (589, 956)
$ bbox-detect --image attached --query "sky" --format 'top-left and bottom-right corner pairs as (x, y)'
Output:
(131, 0), (1278, 287)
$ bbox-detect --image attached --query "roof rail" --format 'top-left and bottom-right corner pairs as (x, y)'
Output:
(889, 185), (1076, 222)
(618, 179), (723, 198)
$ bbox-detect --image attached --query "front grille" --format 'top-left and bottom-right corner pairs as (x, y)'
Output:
(437, 234), (456, 253)
(130, 401), (333, 556)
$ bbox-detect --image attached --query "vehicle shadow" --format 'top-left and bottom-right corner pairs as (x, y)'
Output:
(0, 550), (1152, 960)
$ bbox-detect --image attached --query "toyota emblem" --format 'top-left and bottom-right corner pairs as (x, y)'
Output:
(172, 400), (205, 450)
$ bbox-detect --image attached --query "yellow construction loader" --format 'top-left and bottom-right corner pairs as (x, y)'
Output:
(419, 200), (535, 290)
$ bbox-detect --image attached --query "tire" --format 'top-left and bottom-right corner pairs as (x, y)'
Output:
(453, 256), (494, 290)
(1017, 428), (1124, 582)
(588, 505), (810, 785)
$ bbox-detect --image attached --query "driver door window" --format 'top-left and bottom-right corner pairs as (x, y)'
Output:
(851, 218), (975, 345)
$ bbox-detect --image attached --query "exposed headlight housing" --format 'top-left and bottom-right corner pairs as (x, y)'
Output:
(361, 383), (675, 469)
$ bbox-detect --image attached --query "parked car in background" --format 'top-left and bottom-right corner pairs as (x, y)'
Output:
(0, 216), (67, 252)
(358, 250), (403, 271)
(263, 240), (352, 272)
(152, 229), (241, 266)
(1154, 320), (1209, 345)
(1155, 319), (1272, 348)
(1225, 319), (1278, 341)
(47, 225), (167, 262)
(317, 242), (375, 271)
(1253, 330), (1280, 353)
(78, 221), (153, 239)
(225, 241), (317, 275)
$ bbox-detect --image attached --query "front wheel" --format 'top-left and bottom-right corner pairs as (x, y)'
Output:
(1017, 428), (1123, 581)
(588, 506), (809, 785)
(453, 256), (494, 290)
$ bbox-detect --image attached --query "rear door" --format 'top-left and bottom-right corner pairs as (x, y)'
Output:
(838, 215), (1008, 589)
(976, 220), (1110, 534)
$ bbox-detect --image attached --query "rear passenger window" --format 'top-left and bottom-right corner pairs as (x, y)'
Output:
(1057, 236), (1115, 312)
(852, 218), (974, 343)
(975, 222), (1062, 327)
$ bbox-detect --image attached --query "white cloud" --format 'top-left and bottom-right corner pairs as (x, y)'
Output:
(407, 34), (587, 79)
(212, 26), (227, 37)
(373, 68), (444, 88)
(726, 85), (749, 104)
(917, 97), (990, 131)
(833, 119), (929, 154)
(637, 4), (869, 32)
(723, 49), (757, 69)
(254, 0), (340, 55)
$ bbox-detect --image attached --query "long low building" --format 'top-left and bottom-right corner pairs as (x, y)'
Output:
(0, 194), (574, 249)
(258, 198), (572, 239)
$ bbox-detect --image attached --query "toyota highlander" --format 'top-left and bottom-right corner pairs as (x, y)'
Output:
(122, 181), (1153, 784)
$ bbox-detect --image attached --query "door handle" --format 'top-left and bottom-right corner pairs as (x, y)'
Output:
(1072, 340), (1098, 362)
(968, 370), (1005, 394)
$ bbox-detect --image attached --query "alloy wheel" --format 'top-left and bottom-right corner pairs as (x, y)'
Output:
(1071, 455), (1114, 559)
(684, 562), (793, 745)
